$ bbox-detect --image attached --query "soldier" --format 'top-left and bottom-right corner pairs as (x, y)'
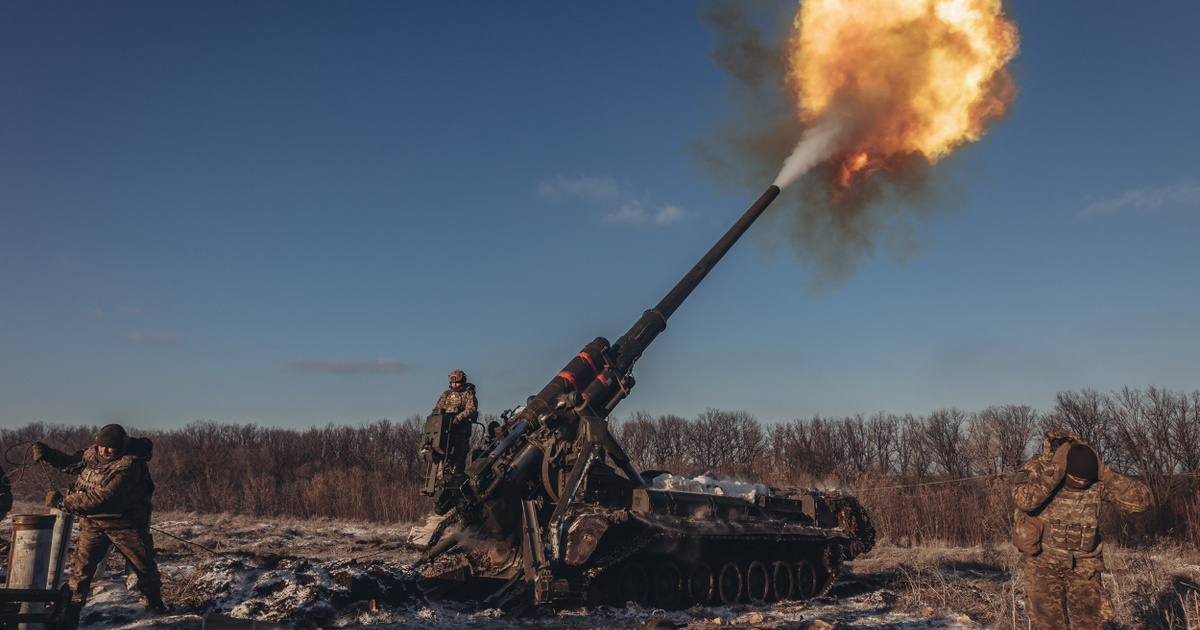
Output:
(434, 369), (478, 474)
(1012, 429), (1152, 629)
(0, 463), (11, 555)
(33, 424), (166, 627)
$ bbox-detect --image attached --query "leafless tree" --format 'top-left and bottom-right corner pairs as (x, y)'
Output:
(612, 410), (656, 468)
(1043, 388), (1111, 457)
(966, 405), (1039, 475)
(836, 415), (871, 480)
(688, 408), (764, 479)
(767, 419), (818, 483)
(895, 414), (933, 482)
(646, 414), (691, 473)
(865, 412), (899, 477)
(1173, 391), (1200, 476)
(925, 408), (970, 478)
(1107, 387), (1183, 520)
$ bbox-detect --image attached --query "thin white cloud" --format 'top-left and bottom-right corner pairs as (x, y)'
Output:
(289, 358), (409, 374)
(1082, 180), (1200, 216)
(125, 330), (180, 344)
(537, 175), (620, 201)
(604, 201), (687, 226)
(655, 204), (685, 225)
(538, 174), (687, 226)
(605, 200), (648, 224)
(89, 309), (106, 319)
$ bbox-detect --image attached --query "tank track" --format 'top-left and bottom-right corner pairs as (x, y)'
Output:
(578, 533), (846, 609)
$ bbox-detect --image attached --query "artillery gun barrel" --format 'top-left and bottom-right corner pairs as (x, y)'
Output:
(611, 185), (781, 373)
(445, 185), (783, 530)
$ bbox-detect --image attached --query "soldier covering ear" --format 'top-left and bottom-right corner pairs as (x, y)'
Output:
(1012, 430), (1152, 629)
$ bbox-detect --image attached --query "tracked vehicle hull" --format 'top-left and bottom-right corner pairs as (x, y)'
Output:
(568, 486), (872, 608)
(418, 480), (874, 610)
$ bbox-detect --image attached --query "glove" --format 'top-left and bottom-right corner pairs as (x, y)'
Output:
(1051, 442), (1071, 480)
(1097, 460), (1114, 484)
(45, 490), (64, 510)
(32, 442), (50, 462)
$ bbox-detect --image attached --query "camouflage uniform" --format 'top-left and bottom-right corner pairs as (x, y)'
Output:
(435, 369), (478, 474)
(1012, 429), (1152, 629)
(38, 430), (164, 617)
(0, 464), (11, 554)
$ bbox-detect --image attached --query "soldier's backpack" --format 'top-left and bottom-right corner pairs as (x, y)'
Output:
(1012, 509), (1044, 556)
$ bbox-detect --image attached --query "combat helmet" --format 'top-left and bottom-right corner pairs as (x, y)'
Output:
(449, 369), (466, 384)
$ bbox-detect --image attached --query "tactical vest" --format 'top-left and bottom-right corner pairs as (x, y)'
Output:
(1038, 483), (1102, 552)
(70, 453), (153, 523)
(440, 390), (470, 413)
(74, 458), (112, 495)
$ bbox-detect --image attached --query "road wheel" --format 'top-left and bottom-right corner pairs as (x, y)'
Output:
(794, 559), (817, 600)
(717, 561), (743, 604)
(612, 561), (649, 606)
(745, 560), (769, 604)
(687, 563), (714, 604)
(770, 561), (794, 601)
(650, 563), (683, 608)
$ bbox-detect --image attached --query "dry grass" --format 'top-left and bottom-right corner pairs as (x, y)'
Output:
(1105, 544), (1200, 630)
(846, 540), (1200, 629)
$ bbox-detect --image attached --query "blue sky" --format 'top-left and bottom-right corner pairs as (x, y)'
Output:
(2, 2), (1197, 431)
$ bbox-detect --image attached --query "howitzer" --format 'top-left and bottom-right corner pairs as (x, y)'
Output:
(418, 185), (875, 611)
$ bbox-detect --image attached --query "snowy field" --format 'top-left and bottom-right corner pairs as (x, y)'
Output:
(6, 504), (1198, 629)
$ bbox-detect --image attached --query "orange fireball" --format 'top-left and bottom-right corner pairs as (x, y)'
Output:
(784, 0), (1019, 191)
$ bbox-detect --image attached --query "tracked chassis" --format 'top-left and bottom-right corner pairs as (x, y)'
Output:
(420, 481), (874, 610)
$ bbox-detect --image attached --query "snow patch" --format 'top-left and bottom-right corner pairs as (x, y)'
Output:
(650, 473), (771, 502)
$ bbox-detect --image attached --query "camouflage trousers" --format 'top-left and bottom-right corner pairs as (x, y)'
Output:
(445, 421), (472, 475)
(1021, 552), (1113, 629)
(68, 522), (162, 606)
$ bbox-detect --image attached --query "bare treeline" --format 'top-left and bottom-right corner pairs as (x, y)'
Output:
(613, 386), (1200, 546)
(2, 386), (1196, 545)
(2, 417), (432, 524)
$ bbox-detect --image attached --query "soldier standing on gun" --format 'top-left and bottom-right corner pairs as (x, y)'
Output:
(434, 369), (478, 475)
(1011, 429), (1152, 629)
(0, 464), (11, 555)
(33, 424), (166, 627)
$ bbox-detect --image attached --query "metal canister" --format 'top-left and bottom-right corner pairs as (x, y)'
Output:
(6, 514), (57, 629)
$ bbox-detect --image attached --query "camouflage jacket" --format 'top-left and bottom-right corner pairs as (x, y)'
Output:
(1012, 430), (1152, 559)
(435, 383), (478, 425)
(42, 439), (156, 529)
(0, 463), (11, 517)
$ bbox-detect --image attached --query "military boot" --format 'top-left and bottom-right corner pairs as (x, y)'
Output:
(60, 603), (83, 630)
(145, 593), (168, 614)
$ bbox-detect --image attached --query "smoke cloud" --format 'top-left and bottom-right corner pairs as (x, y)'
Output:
(773, 113), (846, 189)
(690, 1), (995, 291)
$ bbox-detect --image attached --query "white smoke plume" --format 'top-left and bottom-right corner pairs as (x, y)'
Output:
(772, 113), (845, 189)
